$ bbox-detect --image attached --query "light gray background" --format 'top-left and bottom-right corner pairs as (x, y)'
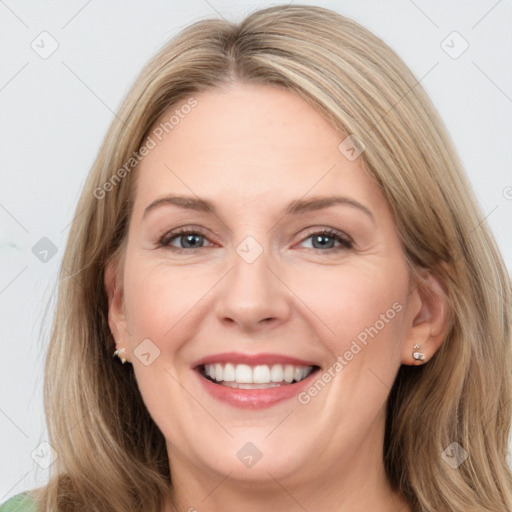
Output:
(1, 0), (511, 501)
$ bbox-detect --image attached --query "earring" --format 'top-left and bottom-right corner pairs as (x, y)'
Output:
(412, 344), (425, 361)
(113, 347), (127, 364)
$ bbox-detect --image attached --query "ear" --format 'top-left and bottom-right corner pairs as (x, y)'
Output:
(401, 269), (451, 365)
(104, 257), (131, 362)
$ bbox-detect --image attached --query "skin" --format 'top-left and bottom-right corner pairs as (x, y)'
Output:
(105, 82), (448, 512)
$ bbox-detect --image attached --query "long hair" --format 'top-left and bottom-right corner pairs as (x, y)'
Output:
(32, 5), (512, 511)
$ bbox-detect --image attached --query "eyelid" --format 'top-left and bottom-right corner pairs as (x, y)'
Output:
(156, 226), (353, 252)
(295, 227), (353, 250)
(157, 226), (213, 249)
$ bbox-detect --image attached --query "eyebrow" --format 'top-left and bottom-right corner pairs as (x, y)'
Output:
(143, 194), (375, 222)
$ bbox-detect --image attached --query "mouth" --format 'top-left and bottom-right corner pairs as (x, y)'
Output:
(198, 362), (320, 389)
(191, 353), (322, 408)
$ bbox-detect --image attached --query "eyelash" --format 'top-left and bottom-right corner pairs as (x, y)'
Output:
(156, 227), (353, 253)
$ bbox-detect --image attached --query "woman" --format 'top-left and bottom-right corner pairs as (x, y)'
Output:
(2, 4), (511, 512)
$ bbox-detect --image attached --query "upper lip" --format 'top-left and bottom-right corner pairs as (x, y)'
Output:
(192, 352), (321, 369)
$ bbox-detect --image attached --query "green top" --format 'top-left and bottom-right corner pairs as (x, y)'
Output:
(0, 493), (37, 512)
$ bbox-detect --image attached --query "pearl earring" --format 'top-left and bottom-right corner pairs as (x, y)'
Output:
(113, 347), (127, 364)
(412, 344), (425, 361)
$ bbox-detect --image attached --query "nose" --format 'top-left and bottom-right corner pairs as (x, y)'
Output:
(214, 246), (292, 333)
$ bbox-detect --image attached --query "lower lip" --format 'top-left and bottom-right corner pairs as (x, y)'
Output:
(194, 368), (319, 409)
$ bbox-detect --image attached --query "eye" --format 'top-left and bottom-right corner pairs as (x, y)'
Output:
(156, 227), (353, 252)
(158, 228), (213, 251)
(299, 229), (353, 251)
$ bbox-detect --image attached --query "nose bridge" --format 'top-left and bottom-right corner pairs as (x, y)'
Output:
(214, 234), (291, 329)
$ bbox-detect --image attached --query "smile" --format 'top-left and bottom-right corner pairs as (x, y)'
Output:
(200, 363), (316, 389)
(191, 352), (322, 408)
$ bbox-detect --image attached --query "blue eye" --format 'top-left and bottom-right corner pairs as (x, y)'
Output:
(159, 229), (210, 250)
(299, 229), (353, 250)
(157, 228), (352, 252)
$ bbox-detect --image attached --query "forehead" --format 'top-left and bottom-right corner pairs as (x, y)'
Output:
(132, 82), (384, 216)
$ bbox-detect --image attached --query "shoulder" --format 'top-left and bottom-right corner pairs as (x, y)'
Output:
(0, 493), (37, 512)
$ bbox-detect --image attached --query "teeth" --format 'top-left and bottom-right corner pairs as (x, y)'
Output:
(270, 364), (283, 382)
(253, 365), (271, 383)
(223, 363), (235, 382)
(215, 363), (223, 381)
(235, 364), (252, 383)
(202, 363), (314, 386)
(284, 365), (294, 383)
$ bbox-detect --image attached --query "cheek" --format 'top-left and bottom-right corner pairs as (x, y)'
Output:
(123, 255), (205, 339)
(121, 259), (192, 422)
(124, 279), (169, 339)
(301, 264), (408, 412)
(289, 260), (408, 352)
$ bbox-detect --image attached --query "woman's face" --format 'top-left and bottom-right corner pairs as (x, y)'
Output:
(108, 82), (423, 488)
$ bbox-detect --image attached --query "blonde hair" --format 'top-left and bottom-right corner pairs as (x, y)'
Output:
(32, 4), (511, 511)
